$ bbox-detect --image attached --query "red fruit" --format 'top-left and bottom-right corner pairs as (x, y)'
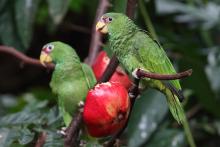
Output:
(92, 51), (132, 89)
(83, 82), (130, 137)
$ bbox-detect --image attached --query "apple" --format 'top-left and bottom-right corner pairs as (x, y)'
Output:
(83, 82), (130, 137)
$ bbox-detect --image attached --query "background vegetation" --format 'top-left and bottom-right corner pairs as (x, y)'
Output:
(0, 0), (220, 146)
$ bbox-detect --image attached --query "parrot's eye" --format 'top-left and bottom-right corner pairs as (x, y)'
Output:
(46, 44), (54, 52)
(107, 17), (112, 22)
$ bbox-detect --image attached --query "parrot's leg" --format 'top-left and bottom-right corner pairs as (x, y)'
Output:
(57, 127), (67, 136)
(78, 101), (84, 110)
(132, 68), (150, 81)
(128, 78), (140, 99)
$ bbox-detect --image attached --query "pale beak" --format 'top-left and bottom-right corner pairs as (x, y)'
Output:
(96, 21), (108, 34)
(40, 52), (52, 67)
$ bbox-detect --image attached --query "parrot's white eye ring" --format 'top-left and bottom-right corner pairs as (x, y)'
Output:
(47, 44), (54, 51)
(108, 17), (112, 22)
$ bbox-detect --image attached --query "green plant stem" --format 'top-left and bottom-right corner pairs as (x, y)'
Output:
(200, 29), (213, 47)
(138, 0), (159, 41)
(182, 116), (196, 147)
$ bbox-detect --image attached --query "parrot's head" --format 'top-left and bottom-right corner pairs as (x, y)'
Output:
(40, 41), (79, 66)
(96, 13), (135, 36)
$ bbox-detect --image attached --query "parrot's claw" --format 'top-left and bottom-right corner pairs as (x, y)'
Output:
(78, 101), (84, 107)
(129, 92), (136, 98)
(132, 68), (140, 79)
(78, 101), (84, 112)
(57, 127), (67, 136)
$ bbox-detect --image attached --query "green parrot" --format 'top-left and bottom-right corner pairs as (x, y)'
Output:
(40, 41), (96, 126)
(96, 13), (185, 124)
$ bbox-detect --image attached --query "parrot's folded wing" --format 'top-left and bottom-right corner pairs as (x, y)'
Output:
(81, 63), (97, 89)
(134, 32), (181, 90)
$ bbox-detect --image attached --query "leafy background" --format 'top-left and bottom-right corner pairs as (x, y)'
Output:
(0, 0), (220, 146)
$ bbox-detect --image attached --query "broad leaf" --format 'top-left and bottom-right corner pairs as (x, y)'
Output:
(126, 89), (168, 147)
(15, 0), (40, 49)
(0, 8), (24, 51)
(47, 0), (70, 25)
(145, 128), (186, 147)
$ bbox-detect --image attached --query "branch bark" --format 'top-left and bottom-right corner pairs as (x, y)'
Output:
(136, 68), (192, 80)
(35, 132), (47, 147)
(64, 111), (83, 147)
(87, 0), (110, 65)
(0, 45), (54, 69)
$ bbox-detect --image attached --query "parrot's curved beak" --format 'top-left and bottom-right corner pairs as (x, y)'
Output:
(40, 51), (52, 67)
(96, 21), (108, 34)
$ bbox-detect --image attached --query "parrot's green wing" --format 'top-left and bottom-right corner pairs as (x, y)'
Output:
(134, 31), (181, 90)
(133, 31), (185, 123)
(81, 63), (97, 89)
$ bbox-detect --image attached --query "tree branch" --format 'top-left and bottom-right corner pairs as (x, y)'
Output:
(136, 68), (193, 80)
(0, 45), (54, 69)
(35, 132), (47, 147)
(98, 55), (119, 83)
(87, 0), (111, 65)
(64, 111), (83, 147)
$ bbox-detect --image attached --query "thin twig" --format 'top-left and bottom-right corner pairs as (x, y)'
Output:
(0, 45), (54, 69)
(64, 111), (83, 147)
(87, 0), (110, 65)
(98, 55), (119, 83)
(126, 0), (138, 19)
(136, 68), (193, 80)
(35, 132), (47, 147)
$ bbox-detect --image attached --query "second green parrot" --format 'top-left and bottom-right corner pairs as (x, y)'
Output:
(96, 13), (185, 124)
(40, 41), (96, 126)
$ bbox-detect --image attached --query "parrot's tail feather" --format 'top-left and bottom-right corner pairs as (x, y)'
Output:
(165, 82), (184, 102)
(163, 85), (185, 124)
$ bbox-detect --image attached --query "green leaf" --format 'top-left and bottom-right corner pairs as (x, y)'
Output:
(18, 128), (35, 145)
(69, 0), (85, 12)
(43, 130), (63, 147)
(112, 0), (127, 13)
(14, 0), (40, 49)
(180, 57), (220, 117)
(155, 0), (220, 29)
(47, 0), (70, 25)
(0, 110), (43, 127)
(145, 128), (186, 147)
(0, 8), (24, 51)
(205, 47), (220, 96)
(0, 128), (20, 147)
(0, 0), (7, 12)
(126, 89), (168, 147)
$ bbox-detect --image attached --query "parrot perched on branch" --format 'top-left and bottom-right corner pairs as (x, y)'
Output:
(40, 41), (96, 126)
(96, 13), (185, 124)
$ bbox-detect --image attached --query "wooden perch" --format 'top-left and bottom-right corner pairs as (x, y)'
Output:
(0, 45), (54, 69)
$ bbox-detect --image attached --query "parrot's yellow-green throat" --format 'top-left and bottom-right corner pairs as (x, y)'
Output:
(39, 44), (54, 66)
(40, 52), (52, 66)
